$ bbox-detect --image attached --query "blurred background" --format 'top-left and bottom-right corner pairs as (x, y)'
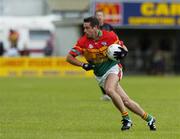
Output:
(0, 0), (180, 76)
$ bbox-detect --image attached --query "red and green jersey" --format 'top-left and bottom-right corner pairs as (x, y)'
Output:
(69, 30), (124, 76)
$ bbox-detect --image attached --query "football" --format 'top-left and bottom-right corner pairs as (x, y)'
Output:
(107, 43), (122, 61)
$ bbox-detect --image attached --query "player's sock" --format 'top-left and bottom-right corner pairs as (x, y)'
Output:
(122, 111), (130, 120)
(142, 112), (153, 122)
(142, 112), (156, 130)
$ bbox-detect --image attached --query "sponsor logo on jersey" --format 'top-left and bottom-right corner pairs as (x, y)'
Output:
(101, 42), (107, 46)
(88, 44), (94, 49)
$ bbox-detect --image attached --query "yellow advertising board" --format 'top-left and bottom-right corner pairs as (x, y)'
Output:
(0, 57), (93, 77)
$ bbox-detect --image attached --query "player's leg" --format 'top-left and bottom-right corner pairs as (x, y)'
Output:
(116, 84), (156, 130)
(104, 74), (126, 112)
(116, 84), (144, 116)
(104, 73), (132, 130)
(99, 86), (111, 101)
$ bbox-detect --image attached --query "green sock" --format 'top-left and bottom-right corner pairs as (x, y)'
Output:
(142, 112), (153, 122)
(146, 114), (153, 122)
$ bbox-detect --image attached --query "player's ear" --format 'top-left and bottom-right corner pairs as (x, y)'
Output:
(94, 25), (99, 29)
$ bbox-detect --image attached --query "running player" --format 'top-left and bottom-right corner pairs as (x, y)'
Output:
(66, 16), (156, 131)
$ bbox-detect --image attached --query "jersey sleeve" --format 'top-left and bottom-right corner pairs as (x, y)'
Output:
(69, 38), (84, 57)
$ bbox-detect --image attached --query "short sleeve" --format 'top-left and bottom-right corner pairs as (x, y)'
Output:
(68, 37), (84, 57)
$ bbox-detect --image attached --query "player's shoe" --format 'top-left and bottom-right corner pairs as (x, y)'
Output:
(100, 94), (111, 101)
(148, 118), (156, 131)
(121, 119), (132, 131)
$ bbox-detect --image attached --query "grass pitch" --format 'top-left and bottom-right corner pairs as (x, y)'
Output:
(0, 76), (180, 139)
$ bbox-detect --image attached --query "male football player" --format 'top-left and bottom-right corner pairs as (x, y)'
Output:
(66, 16), (156, 131)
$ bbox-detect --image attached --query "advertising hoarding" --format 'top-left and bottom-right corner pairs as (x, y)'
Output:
(0, 57), (93, 77)
(91, 1), (180, 28)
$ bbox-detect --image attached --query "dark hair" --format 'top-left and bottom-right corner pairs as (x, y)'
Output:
(95, 9), (104, 15)
(84, 16), (99, 28)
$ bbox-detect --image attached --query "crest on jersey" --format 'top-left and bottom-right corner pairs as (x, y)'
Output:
(101, 42), (107, 46)
(88, 44), (94, 49)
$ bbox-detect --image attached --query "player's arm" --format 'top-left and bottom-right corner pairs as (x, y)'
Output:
(66, 54), (83, 67)
(66, 46), (94, 71)
(66, 54), (94, 71)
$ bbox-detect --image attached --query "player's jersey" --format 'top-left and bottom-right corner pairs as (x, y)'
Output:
(69, 30), (123, 76)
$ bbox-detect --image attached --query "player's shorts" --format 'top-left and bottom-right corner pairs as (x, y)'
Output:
(95, 64), (123, 89)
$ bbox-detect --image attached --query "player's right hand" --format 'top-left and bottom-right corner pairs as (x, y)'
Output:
(114, 47), (128, 60)
(82, 63), (95, 71)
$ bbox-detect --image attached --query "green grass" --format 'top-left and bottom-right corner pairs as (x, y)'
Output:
(0, 76), (180, 139)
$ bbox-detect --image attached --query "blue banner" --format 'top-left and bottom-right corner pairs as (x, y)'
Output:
(123, 2), (180, 27)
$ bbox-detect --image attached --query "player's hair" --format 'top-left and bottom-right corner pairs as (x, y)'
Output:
(84, 16), (100, 28)
(95, 9), (104, 15)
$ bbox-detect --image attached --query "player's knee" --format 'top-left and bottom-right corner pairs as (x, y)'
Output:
(123, 100), (130, 107)
(123, 98), (131, 107)
(104, 87), (115, 96)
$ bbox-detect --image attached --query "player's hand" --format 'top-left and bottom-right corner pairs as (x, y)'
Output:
(82, 63), (95, 71)
(113, 47), (128, 60)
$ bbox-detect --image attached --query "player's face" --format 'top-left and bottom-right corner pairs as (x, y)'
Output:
(83, 22), (97, 39)
(95, 12), (104, 25)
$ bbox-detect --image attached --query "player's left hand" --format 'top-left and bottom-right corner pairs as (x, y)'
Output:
(113, 47), (128, 60)
(82, 63), (95, 71)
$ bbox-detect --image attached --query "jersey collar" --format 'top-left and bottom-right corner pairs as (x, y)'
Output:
(94, 30), (102, 41)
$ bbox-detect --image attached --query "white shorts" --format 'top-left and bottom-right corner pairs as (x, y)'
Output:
(95, 64), (123, 88)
